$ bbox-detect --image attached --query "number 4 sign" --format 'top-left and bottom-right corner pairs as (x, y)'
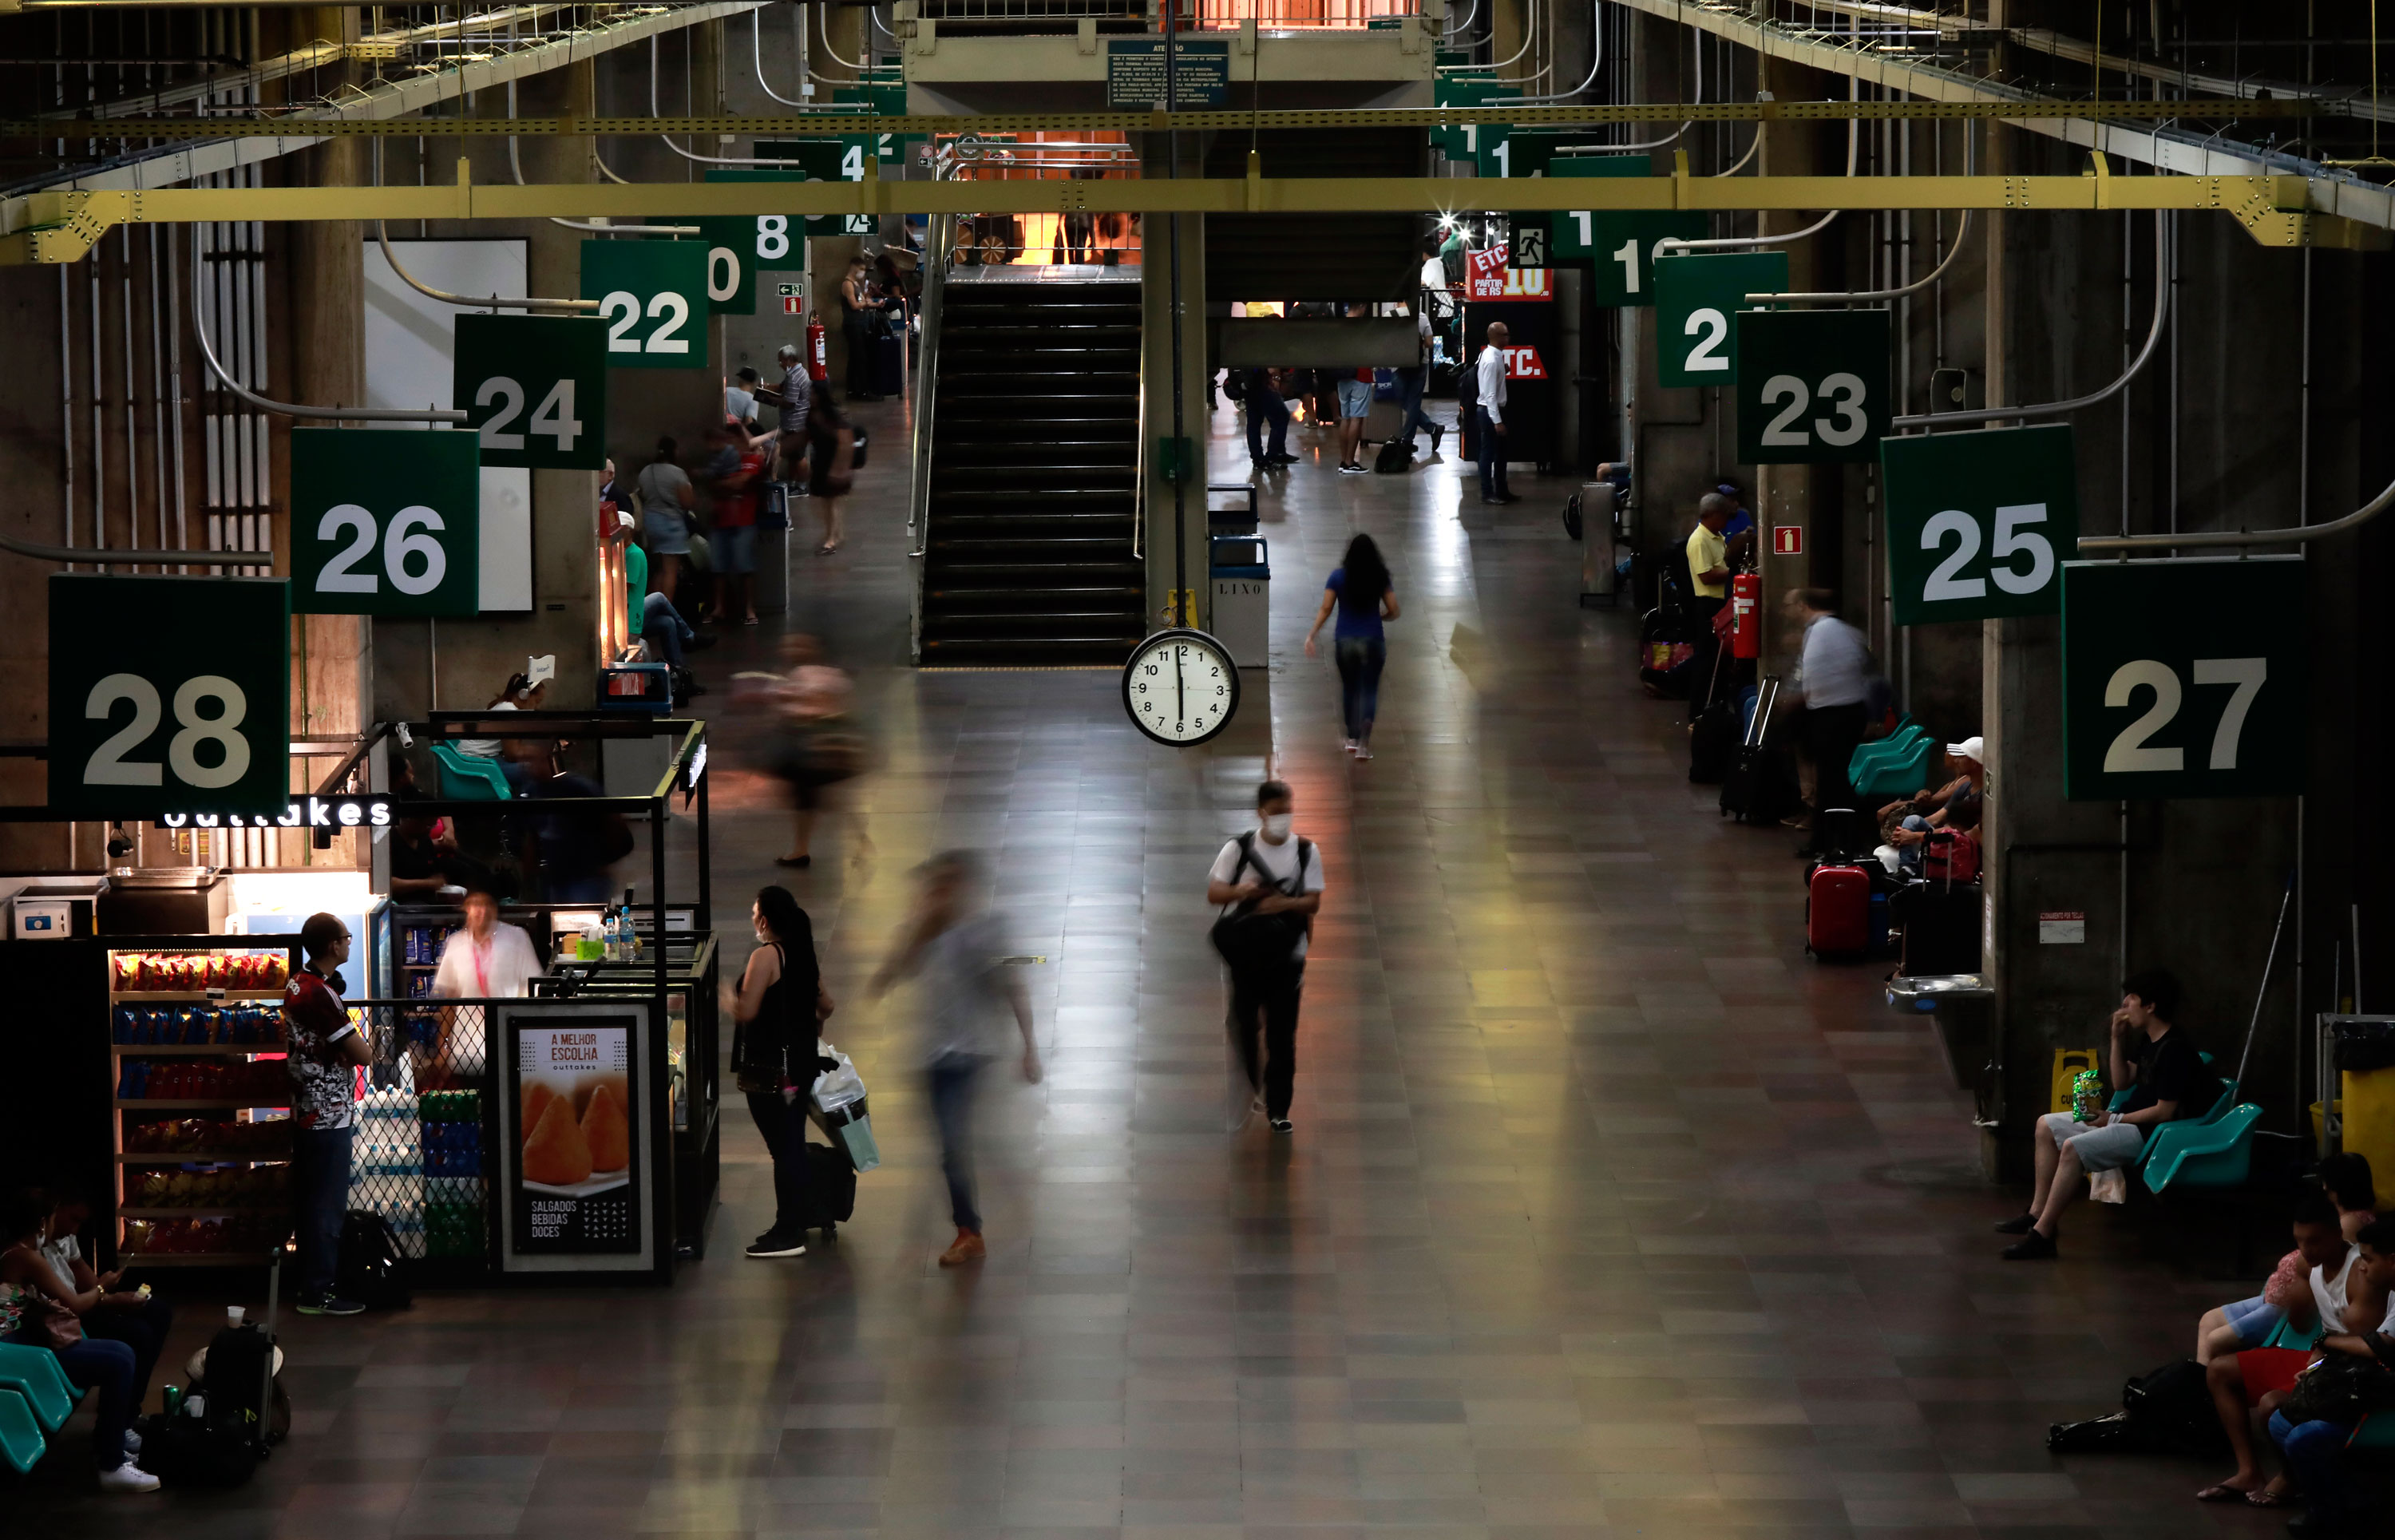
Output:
(49, 575), (292, 818)
(2061, 556), (2305, 800)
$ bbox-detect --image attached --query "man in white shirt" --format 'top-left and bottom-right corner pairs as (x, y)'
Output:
(1785, 588), (1874, 849)
(1206, 781), (1325, 1134)
(430, 890), (543, 1084)
(1474, 321), (1515, 505)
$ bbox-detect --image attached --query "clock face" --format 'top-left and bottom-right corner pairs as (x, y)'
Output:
(1122, 628), (1240, 746)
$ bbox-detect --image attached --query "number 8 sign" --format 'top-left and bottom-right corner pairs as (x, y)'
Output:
(290, 428), (482, 616)
(49, 575), (291, 818)
(2061, 556), (2305, 800)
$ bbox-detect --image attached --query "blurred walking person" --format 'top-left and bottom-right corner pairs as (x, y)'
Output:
(1303, 533), (1399, 759)
(867, 852), (1041, 1266)
(771, 634), (869, 870)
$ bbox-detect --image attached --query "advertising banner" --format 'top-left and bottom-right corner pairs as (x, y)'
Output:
(499, 1006), (647, 1265)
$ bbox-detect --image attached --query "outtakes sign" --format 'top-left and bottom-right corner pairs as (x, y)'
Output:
(152, 794), (394, 831)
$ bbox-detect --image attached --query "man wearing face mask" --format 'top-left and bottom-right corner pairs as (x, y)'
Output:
(1206, 782), (1325, 1134)
(283, 913), (373, 1316)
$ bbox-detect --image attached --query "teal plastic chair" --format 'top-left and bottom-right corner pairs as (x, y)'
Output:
(2142, 1103), (2263, 1194)
(0, 1385), (42, 1475)
(1848, 723), (1928, 780)
(2258, 1314), (2324, 1352)
(430, 742), (513, 801)
(2351, 1414), (2395, 1451)
(1853, 735), (1939, 799)
(0, 1341), (76, 1432)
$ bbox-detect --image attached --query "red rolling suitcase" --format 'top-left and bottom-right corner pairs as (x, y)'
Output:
(1806, 863), (1871, 960)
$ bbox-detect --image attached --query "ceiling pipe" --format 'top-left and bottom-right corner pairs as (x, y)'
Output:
(509, 77), (696, 236)
(374, 221), (596, 313)
(2078, 473), (2395, 552)
(1750, 208), (1973, 302)
(204, 228), (468, 422)
(0, 526), (270, 565)
(654, 34), (814, 168)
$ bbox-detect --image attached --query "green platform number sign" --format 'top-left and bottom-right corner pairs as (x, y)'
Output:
(2061, 556), (2306, 801)
(1880, 423), (2078, 626)
(1548, 156), (1706, 307)
(1735, 308), (1890, 465)
(699, 170), (809, 316)
(48, 575), (291, 818)
(758, 140), (873, 238)
(454, 314), (605, 469)
(291, 427), (481, 616)
(1653, 251), (1786, 387)
(579, 240), (708, 370)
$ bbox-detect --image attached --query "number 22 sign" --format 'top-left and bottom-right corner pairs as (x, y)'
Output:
(49, 575), (291, 818)
(578, 240), (709, 371)
(2061, 556), (2305, 800)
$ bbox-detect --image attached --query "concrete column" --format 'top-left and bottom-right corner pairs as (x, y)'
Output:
(1142, 212), (1209, 634)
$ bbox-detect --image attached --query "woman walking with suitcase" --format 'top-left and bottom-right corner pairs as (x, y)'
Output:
(729, 885), (834, 1258)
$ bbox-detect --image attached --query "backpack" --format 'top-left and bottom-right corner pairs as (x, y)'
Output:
(1209, 833), (1314, 976)
(1373, 437), (1413, 474)
(337, 1209), (413, 1309)
(144, 1321), (284, 1486)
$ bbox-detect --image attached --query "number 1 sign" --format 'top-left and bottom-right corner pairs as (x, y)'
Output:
(2061, 556), (2305, 800)
(49, 575), (291, 818)
(1880, 423), (2079, 627)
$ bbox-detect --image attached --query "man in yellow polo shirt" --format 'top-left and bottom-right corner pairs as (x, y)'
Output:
(1680, 495), (1735, 709)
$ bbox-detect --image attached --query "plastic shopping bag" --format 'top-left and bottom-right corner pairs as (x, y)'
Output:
(810, 1043), (868, 1114)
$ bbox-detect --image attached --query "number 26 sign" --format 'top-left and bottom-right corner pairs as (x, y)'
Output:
(49, 575), (291, 818)
(2061, 556), (2305, 800)
(291, 428), (482, 616)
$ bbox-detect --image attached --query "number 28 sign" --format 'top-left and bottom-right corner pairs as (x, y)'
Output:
(2061, 556), (2305, 800)
(49, 575), (291, 818)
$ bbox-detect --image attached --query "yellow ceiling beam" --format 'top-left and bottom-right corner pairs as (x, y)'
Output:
(0, 167), (2325, 266)
(0, 95), (2330, 142)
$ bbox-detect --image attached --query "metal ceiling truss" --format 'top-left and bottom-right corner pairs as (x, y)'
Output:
(5, 152), (2354, 267)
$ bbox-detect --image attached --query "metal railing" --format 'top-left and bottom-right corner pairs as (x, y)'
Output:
(908, 211), (954, 571)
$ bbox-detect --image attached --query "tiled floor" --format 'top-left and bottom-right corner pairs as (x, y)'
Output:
(11, 395), (2306, 1537)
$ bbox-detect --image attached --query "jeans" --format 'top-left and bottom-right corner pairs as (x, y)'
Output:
(1475, 406), (1509, 497)
(1245, 388), (1290, 462)
(82, 1295), (174, 1414)
(746, 1090), (818, 1235)
(1398, 366), (1436, 444)
(1334, 634), (1386, 742)
(1229, 962), (1304, 1118)
(291, 1123), (354, 1300)
(643, 591), (693, 666)
(1897, 814), (1931, 873)
(53, 1337), (137, 1469)
(1802, 700), (1871, 826)
(2270, 1408), (2358, 1518)
(926, 1053), (988, 1233)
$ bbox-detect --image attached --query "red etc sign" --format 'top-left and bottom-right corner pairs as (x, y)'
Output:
(1466, 246), (1556, 302)
(1500, 346), (1548, 379)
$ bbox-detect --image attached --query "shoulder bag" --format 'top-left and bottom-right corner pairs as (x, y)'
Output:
(1209, 833), (1314, 976)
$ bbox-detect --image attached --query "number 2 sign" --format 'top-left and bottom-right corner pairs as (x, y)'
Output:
(290, 428), (482, 616)
(1653, 251), (1787, 388)
(2061, 556), (2305, 800)
(578, 240), (710, 371)
(49, 575), (291, 818)
(1880, 423), (2078, 626)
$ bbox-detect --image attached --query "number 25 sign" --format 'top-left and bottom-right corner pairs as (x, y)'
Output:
(49, 575), (291, 818)
(2061, 556), (2305, 800)
(1880, 423), (2079, 627)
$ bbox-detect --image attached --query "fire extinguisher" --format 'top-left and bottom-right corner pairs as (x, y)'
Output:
(806, 313), (829, 383)
(1731, 572), (1762, 659)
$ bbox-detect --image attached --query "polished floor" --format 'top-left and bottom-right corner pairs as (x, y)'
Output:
(12, 394), (2303, 1538)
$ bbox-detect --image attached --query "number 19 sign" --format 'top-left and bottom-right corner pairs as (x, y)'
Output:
(49, 575), (291, 818)
(2061, 556), (2305, 801)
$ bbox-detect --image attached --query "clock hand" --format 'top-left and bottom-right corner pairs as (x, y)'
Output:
(1174, 648), (1186, 723)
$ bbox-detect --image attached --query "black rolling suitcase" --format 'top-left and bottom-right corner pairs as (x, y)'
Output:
(1890, 869), (1983, 976)
(802, 1141), (857, 1233)
(874, 327), (905, 398)
(1720, 677), (1796, 823)
(1687, 651), (1737, 783)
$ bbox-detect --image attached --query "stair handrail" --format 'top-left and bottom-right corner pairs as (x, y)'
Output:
(1132, 300), (1149, 562)
(907, 211), (952, 563)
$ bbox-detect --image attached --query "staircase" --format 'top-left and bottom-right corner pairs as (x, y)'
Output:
(916, 276), (1146, 667)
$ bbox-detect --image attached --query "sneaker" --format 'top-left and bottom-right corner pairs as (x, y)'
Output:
(746, 1231), (806, 1259)
(122, 1428), (142, 1456)
(98, 1464), (162, 1494)
(1269, 1118), (1294, 1135)
(1993, 1211), (2040, 1235)
(1430, 424), (1444, 454)
(2001, 1230), (2058, 1261)
(1268, 453), (1299, 465)
(1342, 738), (1358, 754)
(1339, 462), (1367, 475)
(938, 1228), (987, 1267)
(1352, 745), (1372, 762)
(295, 1293), (366, 1316)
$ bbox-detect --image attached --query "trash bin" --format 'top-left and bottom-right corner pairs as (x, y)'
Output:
(755, 482), (793, 616)
(1209, 535), (1269, 667)
(2334, 1017), (2395, 1190)
(1886, 972), (1996, 1095)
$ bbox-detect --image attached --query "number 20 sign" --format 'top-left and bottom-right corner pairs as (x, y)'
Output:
(49, 575), (291, 818)
(1880, 423), (2079, 627)
(2061, 556), (2305, 800)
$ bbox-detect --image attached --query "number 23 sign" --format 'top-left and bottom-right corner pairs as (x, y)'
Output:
(2061, 556), (2305, 800)
(49, 575), (291, 818)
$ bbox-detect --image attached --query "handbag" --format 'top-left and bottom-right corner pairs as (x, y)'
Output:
(1208, 833), (1313, 975)
(2283, 1352), (2395, 1424)
(2, 1263), (84, 1349)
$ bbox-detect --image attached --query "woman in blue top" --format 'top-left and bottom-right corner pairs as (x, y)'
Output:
(1304, 533), (1400, 759)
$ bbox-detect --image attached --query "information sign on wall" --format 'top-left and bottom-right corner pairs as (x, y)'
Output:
(1734, 308), (1891, 465)
(1105, 39), (1229, 106)
(1880, 423), (2078, 627)
(49, 576), (291, 819)
(2060, 556), (2306, 801)
(291, 428), (483, 616)
(1653, 251), (1786, 387)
